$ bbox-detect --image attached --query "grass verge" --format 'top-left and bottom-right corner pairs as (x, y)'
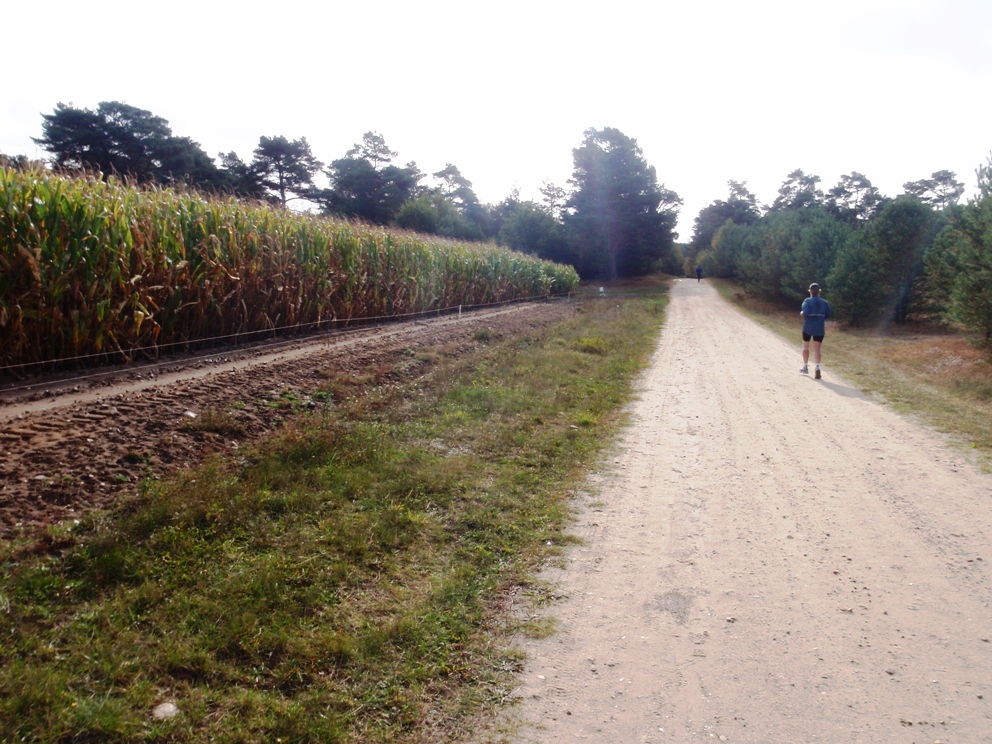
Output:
(0, 285), (668, 742)
(712, 279), (992, 463)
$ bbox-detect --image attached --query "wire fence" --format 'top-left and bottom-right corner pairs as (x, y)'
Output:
(0, 293), (570, 392)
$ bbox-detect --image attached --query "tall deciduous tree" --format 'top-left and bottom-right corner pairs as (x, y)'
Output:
(498, 201), (575, 266)
(346, 131), (398, 171)
(390, 161), (489, 240)
(564, 127), (680, 280)
(433, 163), (473, 198)
(250, 136), (322, 206)
(828, 195), (934, 324)
(323, 158), (422, 224)
(903, 170), (965, 210)
(218, 151), (268, 200)
(431, 163), (489, 235)
(321, 133), (422, 224)
(33, 101), (227, 188)
(394, 192), (484, 240)
(690, 180), (761, 258)
(770, 169), (824, 211)
(486, 189), (522, 238)
(927, 154), (992, 344)
(539, 180), (567, 221)
(827, 172), (883, 224)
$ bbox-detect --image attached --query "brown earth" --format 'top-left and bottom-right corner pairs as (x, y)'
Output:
(0, 302), (571, 533)
(496, 280), (992, 743)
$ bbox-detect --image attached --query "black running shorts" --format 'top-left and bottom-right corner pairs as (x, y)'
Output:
(802, 332), (824, 343)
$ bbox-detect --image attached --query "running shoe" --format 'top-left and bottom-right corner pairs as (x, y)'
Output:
(800, 365), (809, 374)
(814, 367), (821, 379)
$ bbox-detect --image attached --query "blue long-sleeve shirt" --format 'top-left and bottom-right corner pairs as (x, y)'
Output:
(801, 296), (832, 337)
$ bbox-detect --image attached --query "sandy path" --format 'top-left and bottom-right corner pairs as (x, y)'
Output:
(508, 280), (992, 743)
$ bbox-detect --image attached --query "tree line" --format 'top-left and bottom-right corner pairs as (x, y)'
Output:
(684, 161), (992, 346)
(5, 102), (683, 281)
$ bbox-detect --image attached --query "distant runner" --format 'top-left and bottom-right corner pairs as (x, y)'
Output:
(696, 266), (702, 282)
(800, 283), (832, 379)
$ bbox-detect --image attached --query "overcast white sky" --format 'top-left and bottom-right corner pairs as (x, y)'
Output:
(4, 0), (990, 240)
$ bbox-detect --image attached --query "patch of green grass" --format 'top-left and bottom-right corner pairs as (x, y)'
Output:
(121, 450), (150, 465)
(179, 408), (248, 437)
(573, 337), (608, 356)
(0, 282), (669, 742)
(517, 616), (558, 640)
(713, 278), (992, 462)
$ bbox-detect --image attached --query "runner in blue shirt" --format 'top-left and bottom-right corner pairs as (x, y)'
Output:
(800, 283), (832, 379)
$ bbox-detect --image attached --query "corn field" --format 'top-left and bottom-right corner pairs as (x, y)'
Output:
(0, 168), (578, 373)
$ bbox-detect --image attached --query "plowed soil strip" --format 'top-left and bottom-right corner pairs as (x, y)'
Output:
(0, 302), (570, 531)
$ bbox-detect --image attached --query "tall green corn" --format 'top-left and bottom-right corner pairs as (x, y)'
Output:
(0, 168), (578, 372)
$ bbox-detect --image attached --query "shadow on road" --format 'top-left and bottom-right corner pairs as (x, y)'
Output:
(813, 377), (867, 399)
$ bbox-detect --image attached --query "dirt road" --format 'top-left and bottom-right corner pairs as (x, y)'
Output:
(508, 280), (992, 743)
